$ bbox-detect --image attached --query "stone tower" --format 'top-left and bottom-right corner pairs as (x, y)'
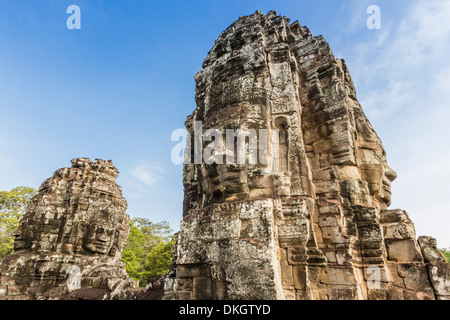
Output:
(0, 158), (137, 300)
(164, 11), (450, 300)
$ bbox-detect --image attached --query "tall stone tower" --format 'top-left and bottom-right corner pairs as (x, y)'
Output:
(0, 158), (137, 300)
(164, 10), (450, 300)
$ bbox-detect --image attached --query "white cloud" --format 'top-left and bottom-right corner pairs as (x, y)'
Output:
(130, 165), (158, 187)
(338, 1), (450, 247)
(433, 65), (450, 94)
(359, 80), (413, 118)
(341, 0), (373, 35)
(401, 157), (450, 181)
(345, 0), (450, 118)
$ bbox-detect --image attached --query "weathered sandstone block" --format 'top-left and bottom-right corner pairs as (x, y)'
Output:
(164, 10), (450, 300)
(0, 158), (137, 300)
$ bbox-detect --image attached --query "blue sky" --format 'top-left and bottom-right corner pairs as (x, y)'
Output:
(0, 0), (449, 247)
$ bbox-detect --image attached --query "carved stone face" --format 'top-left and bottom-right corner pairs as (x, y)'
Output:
(359, 145), (397, 207)
(11, 202), (124, 256)
(7, 158), (129, 259)
(12, 225), (25, 251)
(12, 217), (38, 251)
(380, 160), (398, 206)
(201, 161), (249, 205)
(354, 112), (397, 207)
(199, 110), (273, 205)
(82, 221), (116, 255)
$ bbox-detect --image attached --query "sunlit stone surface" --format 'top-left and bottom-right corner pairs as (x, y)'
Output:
(164, 10), (450, 300)
(0, 158), (137, 300)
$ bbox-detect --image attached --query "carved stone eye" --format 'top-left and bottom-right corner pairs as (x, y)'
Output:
(210, 190), (224, 204)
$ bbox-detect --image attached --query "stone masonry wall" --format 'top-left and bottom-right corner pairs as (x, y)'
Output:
(0, 158), (137, 300)
(164, 10), (450, 300)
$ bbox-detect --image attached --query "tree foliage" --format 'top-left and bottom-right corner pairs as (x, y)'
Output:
(441, 248), (450, 263)
(0, 186), (37, 260)
(145, 240), (175, 278)
(122, 218), (174, 286)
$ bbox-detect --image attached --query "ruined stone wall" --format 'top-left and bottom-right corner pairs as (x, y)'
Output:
(164, 10), (450, 300)
(0, 158), (137, 300)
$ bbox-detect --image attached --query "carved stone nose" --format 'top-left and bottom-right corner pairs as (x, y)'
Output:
(12, 226), (22, 238)
(97, 234), (108, 242)
(384, 165), (398, 182)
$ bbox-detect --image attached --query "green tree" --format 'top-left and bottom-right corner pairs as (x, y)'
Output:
(122, 222), (148, 282)
(122, 218), (174, 286)
(131, 218), (172, 249)
(441, 248), (450, 263)
(0, 186), (37, 260)
(145, 239), (175, 279)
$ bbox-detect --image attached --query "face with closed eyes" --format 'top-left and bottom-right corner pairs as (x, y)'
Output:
(12, 224), (26, 250)
(199, 111), (275, 205)
(351, 110), (397, 207)
(358, 143), (397, 207)
(82, 221), (116, 255)
(380, 160), (397, 206)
